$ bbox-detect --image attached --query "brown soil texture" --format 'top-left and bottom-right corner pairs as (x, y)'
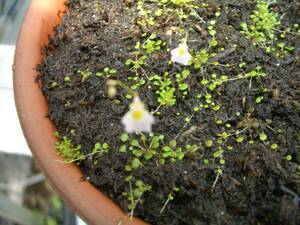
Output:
(38, 0), (300, 225)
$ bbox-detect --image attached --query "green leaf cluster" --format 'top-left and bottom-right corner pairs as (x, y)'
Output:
(92, 142), (110, 154)
(56, 136), (83, 163)
(122, 178), (152, 211)
(77, 69), (92, 82)
(142, 34), (165, 54)
(150, 72), (176, 106)
(192, 49), (209, 69)
(176, 69), (190, 96)
(241, 0), (279, 43)
(96, 67), (117, 78)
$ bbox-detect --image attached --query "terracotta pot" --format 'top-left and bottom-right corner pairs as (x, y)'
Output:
(13, 1), (148, 225)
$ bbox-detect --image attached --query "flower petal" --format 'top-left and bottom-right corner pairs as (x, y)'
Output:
(121, 98), (155, 133)
(170, 42), (192, 66)
(179, 43), (188, 49)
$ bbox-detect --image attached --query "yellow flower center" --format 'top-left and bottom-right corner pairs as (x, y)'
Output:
(132, 110), (144, 121)
(178, 48), (186, 57)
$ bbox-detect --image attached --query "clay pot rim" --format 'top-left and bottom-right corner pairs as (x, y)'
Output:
(13, 1), (148, 225)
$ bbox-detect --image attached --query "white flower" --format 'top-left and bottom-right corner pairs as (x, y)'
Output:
(171, 42), (192, 66)
(122, 96), (155, 133)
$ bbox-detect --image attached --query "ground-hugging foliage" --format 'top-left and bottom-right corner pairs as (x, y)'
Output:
(39, 0), (300, 224)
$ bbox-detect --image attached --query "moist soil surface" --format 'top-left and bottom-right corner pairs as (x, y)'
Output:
(38, 0), (300, 224)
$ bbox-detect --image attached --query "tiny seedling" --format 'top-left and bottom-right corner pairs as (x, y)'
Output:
(96, 67), (117, 78)
(78, 69), (92, 82)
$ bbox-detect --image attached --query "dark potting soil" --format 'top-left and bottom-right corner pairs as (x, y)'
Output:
(38, 0), (300, 224)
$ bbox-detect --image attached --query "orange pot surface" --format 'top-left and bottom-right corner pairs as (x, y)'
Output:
(13, 1), (148, 224)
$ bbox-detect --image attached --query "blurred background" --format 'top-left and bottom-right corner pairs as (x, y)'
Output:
(0, 1), (85, 224)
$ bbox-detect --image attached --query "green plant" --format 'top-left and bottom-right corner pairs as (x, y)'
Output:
(162, 143), (185, 162)
(56, 136), (111, 164)
(149, 0), (196, 7)
(64, 75), (71, 82)
(259, 132), (268, 141)
(175, 69), (190, 96)
(170, 0), (194, 5)
(122, 178), (152, 215)
(241, 0), (279, 44)
(160, 187), (180, 213)
(158, 88), (177, 106)
(136, 0), (199, 29)
(186, 144), (199, 153)
(206, 140), (213, 147)
(150, 72), (177, 106)
(285, 154), (292, 161)
(212, 147), (224, 159)
(119, 132), (199, 168)
(149, 134), (165, 149)
(96, 67), (117, 78)
(130, 79), (146, 91)
(193, 49), (209, 69)
(125, 55), (148, 74)
(50, 81), (59, 88)
(125, 41), (148, 76)
(236, 136), (245, 143)
(137, 1), (155, 27)
(211, 167), (223, 191)
(271, 143), (278, 150)
(120, 134), (162, 170)
(256, 96), (264, 104)
(77, 69), (92, 82)
(208, 20), (217, 37)
(92, 142), (110, 154)
(142, 33), (165, 54)
(200, 67), (266, 92)
(56, 136), (83, 163)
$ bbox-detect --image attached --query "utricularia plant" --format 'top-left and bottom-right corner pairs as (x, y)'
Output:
(108, 41), (192, 133)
